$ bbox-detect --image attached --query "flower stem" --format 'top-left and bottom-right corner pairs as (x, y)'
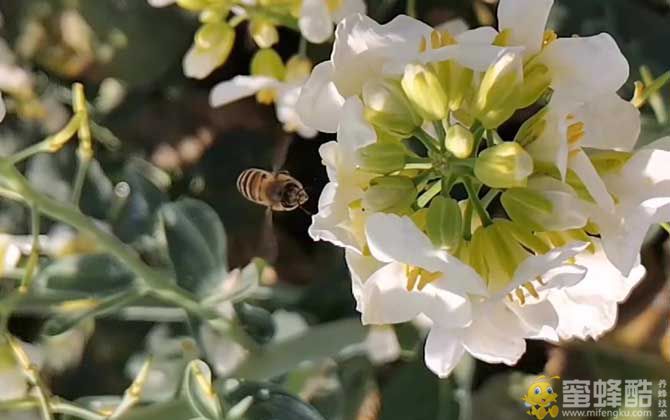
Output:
(462, 177), (492, 226)
(70, 153), (91, 206)
(414, 128), (441, 156)
(0, 161), (219, 323)
(18, 204), (40, 293)
(406, 0), (417, 17)
(417, 181), (441, 208)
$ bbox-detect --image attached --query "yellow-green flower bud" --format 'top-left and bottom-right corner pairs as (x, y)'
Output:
(514, 107), (548, 146)
(250, 19), (279, 49)
(363, 79), (422, 136)
(500, 187), (554, 231)
(250, 48), (285, 104)
(401, 64), (449, 122)
(445, 124), (474, 159)
(518, 63), (551, 109)
(474, 142), (533, 188)
(199, 5), (230, 23)
(285, 55), (312, 83)
(357, 142), (407, 174)
(472, 221), (530, 293)
(250, 48), (286, 80)
(474, 52), (522, 129)
(363, 176), (416, 213)
(589, 150), (632, 175)
(426, 196), (462, 252)
(195, 22), (234, 51)
(432, 60), (474, 112)
(178, 0), (211, 11)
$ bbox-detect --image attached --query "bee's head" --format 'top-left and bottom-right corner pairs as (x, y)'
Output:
(281, 182), (309, 209)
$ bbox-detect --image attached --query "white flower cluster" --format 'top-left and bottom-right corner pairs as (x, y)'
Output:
(293, 0), (665, 377)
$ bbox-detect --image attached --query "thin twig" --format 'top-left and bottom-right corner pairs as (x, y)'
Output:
(5, 335), (53, 420)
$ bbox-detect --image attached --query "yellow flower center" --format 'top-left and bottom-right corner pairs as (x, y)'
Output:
(567, 121), (585, 147)
(542, 30), (558, 47)
(326, 0), (342, 13)
(405, 265), (442, 291)
(419, 29), (458, 52)
(256, 89), (277, 104)
(507, 280), (541, 305)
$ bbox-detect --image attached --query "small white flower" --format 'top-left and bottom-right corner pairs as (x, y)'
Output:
(524, 93), (640, 213)
(350, 213), (588, 377)
(547, 240), (646, 340)
(209, 67), (317, 138)
(590, 138), (670, 276)
(308, 97), (376, 252)
(296, 13), (505, 133)
(298, 0), (366, 44)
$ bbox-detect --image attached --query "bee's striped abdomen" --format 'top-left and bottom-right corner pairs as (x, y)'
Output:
(237, 169), (271, 206)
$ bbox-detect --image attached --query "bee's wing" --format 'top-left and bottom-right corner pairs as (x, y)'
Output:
(259, 207), (278, 263)
(272, 134), (293, 175)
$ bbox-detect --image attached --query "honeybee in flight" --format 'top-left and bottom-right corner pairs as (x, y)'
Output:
(237, 136), (308, 261)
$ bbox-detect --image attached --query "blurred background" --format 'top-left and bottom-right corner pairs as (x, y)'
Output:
(0, 0), (668, 419)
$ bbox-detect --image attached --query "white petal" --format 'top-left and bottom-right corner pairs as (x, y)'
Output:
(568, 149), (615, 213)
(435, 19), (469, 36)
(209, 76), (278, 107)
(183, 44), (223, 80)
(308, 181), (365, 252)
(365, 213), (487, 296)
(295, 61), (346, 133)
(540, 34), (629, 103)
(299, 0), (333, 44)
(499, 242), (589, 298)
(525, 109), (569, 179)
(456, 26), (499, 45)
(598, 200), (670, 276)
(365, 326), (401, 365)
(318, 141), (339, 181)
(424, 327), (465, 378)
(346, 249), (383, 312)
(330, 0), (367, 23)
(418, 45), (520, 74)
(331, 14), (432, 96)
(336, 96), (377, 162)
(573, 93), (640, 151)
(527, 176), (589, 230)
(361, 262), (424, 325)
(508, 300), (559, 342)
(605, 147), (670, 204)
(463, 304), (527, 365)
(275, 85), (318, 138)
(549, 241), (645, 339)
(498, 0), (553, 55)
(148, 0), (175, 7)
(365, 213), (435, 265)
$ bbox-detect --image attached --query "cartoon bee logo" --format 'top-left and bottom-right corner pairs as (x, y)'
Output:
(522, 375), (561, 420)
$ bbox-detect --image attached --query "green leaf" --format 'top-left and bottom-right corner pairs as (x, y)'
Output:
(379, 356), (459, 420)
(26, 151), (113, 220)
(234, 303), (276, 345)
(158, 198), (228, 296)
(222, 382), (326, 420)
(114, 160), (168, 243)
(232, 319), (367, 381)
(182, 360), (223, 420)
(35, 253), (134, 297)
